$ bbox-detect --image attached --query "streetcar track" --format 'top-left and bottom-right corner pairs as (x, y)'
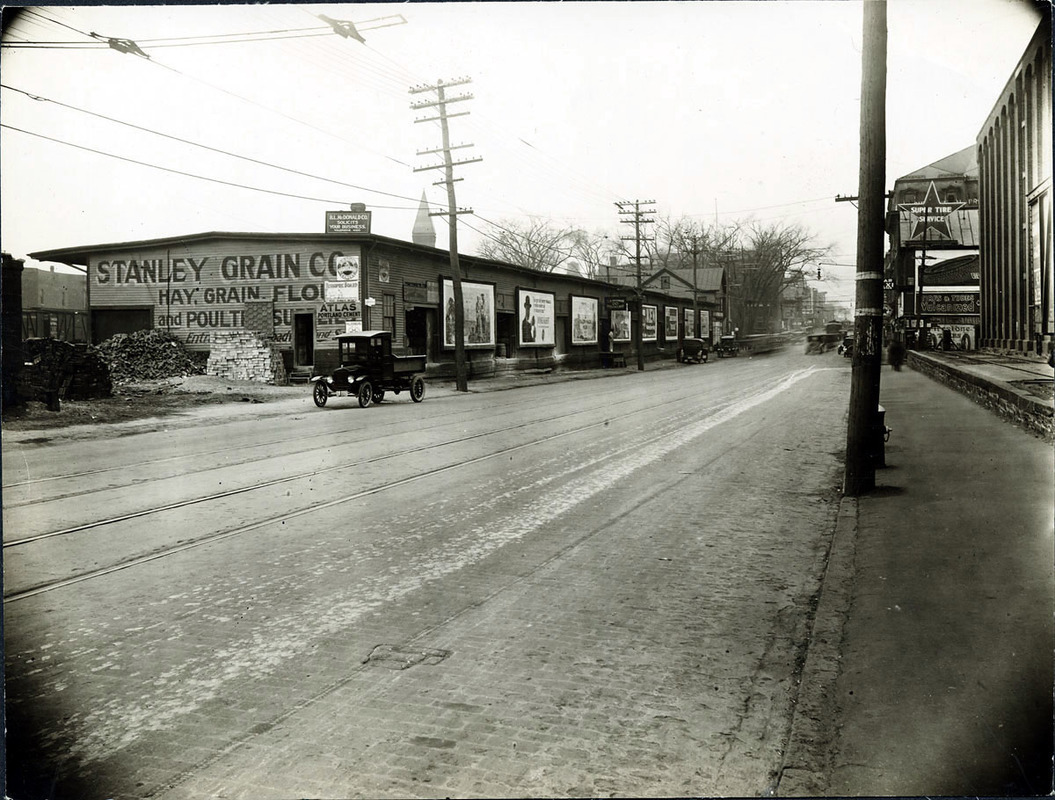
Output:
(3, 369), (728, 519)
(1, 379), (603, 492)
(5, 365), (818, 603)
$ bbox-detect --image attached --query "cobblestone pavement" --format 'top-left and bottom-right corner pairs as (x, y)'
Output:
(5, 354), (849, 799)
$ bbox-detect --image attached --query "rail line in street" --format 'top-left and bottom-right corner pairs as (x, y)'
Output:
(4, 365), (820, 603)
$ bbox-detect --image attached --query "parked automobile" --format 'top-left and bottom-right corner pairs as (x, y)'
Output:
(677, 337), (709, 363)
(311, 330), (426, 408)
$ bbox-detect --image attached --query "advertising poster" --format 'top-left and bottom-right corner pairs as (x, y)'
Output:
(517, 289), (556, 347)
(442, 279), (495, 349)
(570, 295), (598, 345)
(684, 308), (696, 338)
(611, 309), (631, 342)
(641, 305), (658, 341)
(664, 306), (679, 339)
(700, 310), (711, 343)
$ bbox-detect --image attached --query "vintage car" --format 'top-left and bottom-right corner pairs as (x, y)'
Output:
(715, 334), (740, 358)
(311, 330), (426, 408)
(677, 337), (709, 363)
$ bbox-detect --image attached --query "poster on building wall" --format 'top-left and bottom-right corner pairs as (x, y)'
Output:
(641, 305), (657, 341)
(664, 307), (679, 338)
(926, 323), (977, 350)
(570, 295), (598, 345)
(517, 289), (555, 347)
(611, 309), (631, 342)
(442, 279), (495, 349)
(684, 308), (696, 338)
(700, 310), (711, 343)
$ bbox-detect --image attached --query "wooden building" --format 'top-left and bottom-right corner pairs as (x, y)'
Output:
(30, 230), (712, 381)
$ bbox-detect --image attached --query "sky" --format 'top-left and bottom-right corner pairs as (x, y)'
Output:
(0, 0), (1046, 305)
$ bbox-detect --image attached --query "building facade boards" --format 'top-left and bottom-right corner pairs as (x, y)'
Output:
(30, 231), (717, 379)
(21, 267), (88, 343)
(976, 16), (1053, 356)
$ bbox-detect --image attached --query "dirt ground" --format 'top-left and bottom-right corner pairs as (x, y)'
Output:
(2, 376), (307, 432)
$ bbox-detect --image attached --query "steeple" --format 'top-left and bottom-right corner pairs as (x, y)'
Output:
(412, 191), (437, 248)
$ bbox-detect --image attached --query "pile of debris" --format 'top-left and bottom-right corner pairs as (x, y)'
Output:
(18, 338), (113, 405)
(98, 328), (205, 383)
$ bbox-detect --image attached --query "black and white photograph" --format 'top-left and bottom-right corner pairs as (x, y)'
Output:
(1, 2), (1052, 799)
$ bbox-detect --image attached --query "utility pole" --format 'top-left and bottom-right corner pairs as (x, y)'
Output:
(844, 0), (887, 496)
(688, 234), (702, 339)
(616, 200), (655, 371)
(411, 77), (481, 393)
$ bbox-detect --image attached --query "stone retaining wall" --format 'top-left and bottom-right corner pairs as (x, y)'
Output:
(908, 352), (1054, 441)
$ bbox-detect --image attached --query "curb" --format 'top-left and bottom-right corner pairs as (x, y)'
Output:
(775, 495), (859, 796)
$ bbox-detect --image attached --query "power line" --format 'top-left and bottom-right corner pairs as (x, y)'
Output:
(0, 83), (426, 207)
(0, 123), (414, 209)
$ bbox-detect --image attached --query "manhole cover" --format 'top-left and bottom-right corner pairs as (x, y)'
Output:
(363, 644), (451, 670)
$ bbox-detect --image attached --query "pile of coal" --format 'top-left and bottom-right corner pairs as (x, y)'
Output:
(97, 328), (204, 383)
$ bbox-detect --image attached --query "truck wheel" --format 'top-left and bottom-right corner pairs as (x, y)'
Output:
(410, 375), (425, 403)
(372, 389), (385, 404)
(312, 381), (328, 408)
(357, 381), (373, 408)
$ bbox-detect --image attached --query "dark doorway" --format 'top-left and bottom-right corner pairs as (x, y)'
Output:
(91, 307), (153, 344)
(293, 313), (314, 368)
(406, 307), (428, 355)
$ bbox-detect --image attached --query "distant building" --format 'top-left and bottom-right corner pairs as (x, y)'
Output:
(885, 145), (981, 349)
(22, 265), (88, 342)
(976, 14), (1052, 356)
(412, 192), (437, 249)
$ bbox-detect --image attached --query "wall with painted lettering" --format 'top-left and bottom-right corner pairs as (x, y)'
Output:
(89, 238), (363, 350)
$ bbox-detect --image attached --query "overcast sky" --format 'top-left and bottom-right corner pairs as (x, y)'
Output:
(0, 0), (1045, 304)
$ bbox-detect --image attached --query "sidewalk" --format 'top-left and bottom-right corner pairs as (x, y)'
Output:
(780, 354), (1054, 796)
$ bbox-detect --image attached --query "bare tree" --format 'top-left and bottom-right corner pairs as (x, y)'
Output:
(725, 221), (831, 335)
(477, 217), (578, 272)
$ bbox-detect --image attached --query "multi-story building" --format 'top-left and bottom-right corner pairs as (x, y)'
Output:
(976, 14), (1052, 356)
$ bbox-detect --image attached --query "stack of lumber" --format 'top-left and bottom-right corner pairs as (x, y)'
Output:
(205, 331), (287, 385)
(19, 338), (112, 401)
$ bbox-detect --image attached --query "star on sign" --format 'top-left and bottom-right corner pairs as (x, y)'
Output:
(897, 181), (966, 242)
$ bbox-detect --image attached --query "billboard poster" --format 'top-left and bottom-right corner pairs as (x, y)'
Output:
(641, 305), (658, 341)
(570, 295), (598, 345)
(517, 289), (556, 347)
(664, 306), (679, 338)
(700, 310), (711, 342)
(684, 308), (696, 337)
(442, 279), (495, 349)
(611, 309), (631, 342)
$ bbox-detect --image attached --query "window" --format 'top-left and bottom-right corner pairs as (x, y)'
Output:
(660, 275), (670, 290)
(383, 293), (396, 333)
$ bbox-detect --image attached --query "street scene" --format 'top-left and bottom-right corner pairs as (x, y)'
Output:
(2, 2), (1053, 799)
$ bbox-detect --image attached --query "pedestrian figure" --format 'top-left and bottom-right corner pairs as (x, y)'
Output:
(888, 339), (906, 371)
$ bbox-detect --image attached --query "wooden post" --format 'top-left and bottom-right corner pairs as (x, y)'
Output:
(844, 0), (887, 496)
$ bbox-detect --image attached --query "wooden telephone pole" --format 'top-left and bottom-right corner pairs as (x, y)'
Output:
(844, 0), (887, 496)
(616, 200), (656, 372)
(411, 77), (482, 393)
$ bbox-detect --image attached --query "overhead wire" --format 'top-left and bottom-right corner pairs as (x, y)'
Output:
(0, 83), (424, 207)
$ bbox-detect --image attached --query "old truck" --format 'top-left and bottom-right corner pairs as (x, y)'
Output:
(311, 330), (426, 408)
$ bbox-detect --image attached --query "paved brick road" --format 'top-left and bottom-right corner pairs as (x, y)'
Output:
(5, 355), (849, 799)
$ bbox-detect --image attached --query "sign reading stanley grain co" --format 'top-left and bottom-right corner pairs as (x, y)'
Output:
(90, 244), (364, 347)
